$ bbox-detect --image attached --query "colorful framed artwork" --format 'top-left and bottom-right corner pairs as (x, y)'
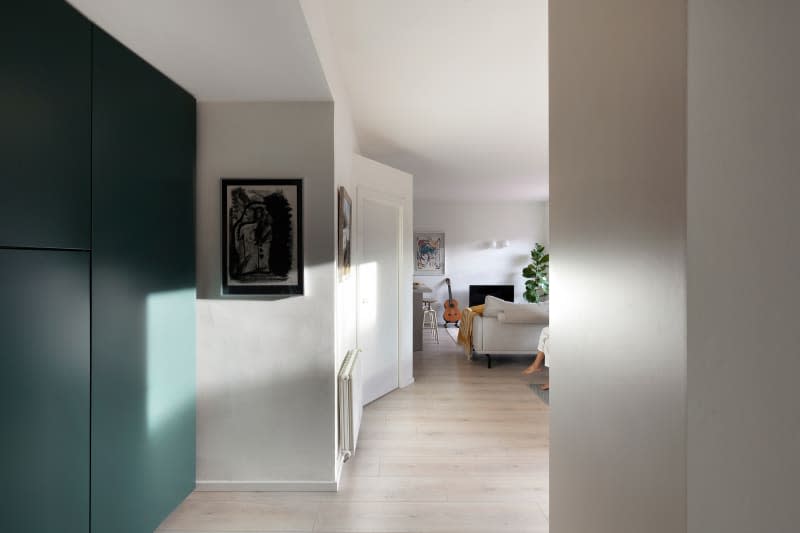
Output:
(414, 231), (445, 275)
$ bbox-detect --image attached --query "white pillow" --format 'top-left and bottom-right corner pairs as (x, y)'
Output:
(482, 295), (516, 317)
(497, 305), (549, 324)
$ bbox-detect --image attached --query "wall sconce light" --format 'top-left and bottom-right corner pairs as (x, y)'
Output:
(490, 240), (511, 249)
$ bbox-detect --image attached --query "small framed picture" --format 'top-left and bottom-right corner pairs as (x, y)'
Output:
(221, 178), (303, 295)
(338, 186), (353, 280)
(414, 231), (445, 276)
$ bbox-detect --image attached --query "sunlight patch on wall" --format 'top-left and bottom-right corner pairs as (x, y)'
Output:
(357, 261), (377, 332)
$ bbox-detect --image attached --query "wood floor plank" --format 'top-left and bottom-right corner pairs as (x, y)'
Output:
(158, 330), (550, 532)
(379, 456), (548, 478)
(313, 501), (548, 533)
(158, 500), (320, 531)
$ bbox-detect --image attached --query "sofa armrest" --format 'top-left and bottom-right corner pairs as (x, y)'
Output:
(471, 314), (485, 352)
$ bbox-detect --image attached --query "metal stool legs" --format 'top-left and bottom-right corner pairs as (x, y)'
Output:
(422, 307), (439, 344)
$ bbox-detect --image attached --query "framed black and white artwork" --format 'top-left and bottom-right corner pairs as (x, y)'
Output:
(221, 178), (303, 295)
(338, 186), (352, 280)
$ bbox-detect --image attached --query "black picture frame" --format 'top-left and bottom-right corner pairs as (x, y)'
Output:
(338, 186), (352, 280)
(221, 178), (304, 295)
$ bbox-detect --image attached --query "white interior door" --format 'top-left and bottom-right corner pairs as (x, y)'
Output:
(358, 192), (401, 404)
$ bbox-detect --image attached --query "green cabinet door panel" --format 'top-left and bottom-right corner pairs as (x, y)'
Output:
(91, 27), (196, 533)
(0, 249), (90, 533)
(0, 1), (91, 249)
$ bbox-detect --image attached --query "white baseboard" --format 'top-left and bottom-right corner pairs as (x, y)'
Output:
(196, 480), (338, 492)
(401, 377), (415, 388)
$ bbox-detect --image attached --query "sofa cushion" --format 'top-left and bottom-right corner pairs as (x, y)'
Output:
(473, 314), (547, 354)
(483, 295), (549, 319)
(482, 295), (517, 317)
(497, 305), (549, 324)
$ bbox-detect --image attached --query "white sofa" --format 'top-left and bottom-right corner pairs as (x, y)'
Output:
(471, 297), (548, 368)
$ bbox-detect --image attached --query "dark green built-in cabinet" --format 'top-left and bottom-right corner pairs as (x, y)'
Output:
(1, 2), (196, 533)
(0, 2), (91, 250)
(91, 26), (196, 533)
(0, 249), (91, 532)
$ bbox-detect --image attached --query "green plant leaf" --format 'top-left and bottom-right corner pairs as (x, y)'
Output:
(522, 243), (549, 302)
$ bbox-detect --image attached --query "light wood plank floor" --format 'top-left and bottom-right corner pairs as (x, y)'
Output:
(158, 328), (550, 533)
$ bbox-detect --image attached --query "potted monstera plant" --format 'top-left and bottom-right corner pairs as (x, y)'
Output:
(522, 243), (549, 303)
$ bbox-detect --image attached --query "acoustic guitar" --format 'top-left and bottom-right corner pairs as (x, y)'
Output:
(442, 278), (462, 327)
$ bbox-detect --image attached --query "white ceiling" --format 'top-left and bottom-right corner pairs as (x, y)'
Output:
(67, 0), (331, 101)
(67, 0), (548, 201)
(324, 0), (549, 202)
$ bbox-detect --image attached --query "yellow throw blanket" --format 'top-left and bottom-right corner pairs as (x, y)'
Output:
(457, 304), (485, 358)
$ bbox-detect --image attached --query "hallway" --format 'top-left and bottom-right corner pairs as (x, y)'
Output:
(159, 330), (550, 532)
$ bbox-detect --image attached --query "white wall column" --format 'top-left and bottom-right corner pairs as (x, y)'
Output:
(549, 1), (688, 531)
(195, 102), (337, 490)
(687, 2), (800, 531)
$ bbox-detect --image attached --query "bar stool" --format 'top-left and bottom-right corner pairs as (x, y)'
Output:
(422, 300), (439, 344)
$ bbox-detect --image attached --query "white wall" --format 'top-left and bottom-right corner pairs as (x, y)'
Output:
(333, 112), (359, 374)
(687, 2), (800, 532)
(195, 102), (337, 489)
(413, 200), (549, 310)
(300, 0), (363, 481)
(354, 155), (414, 388)
(549, 1), (687, 532)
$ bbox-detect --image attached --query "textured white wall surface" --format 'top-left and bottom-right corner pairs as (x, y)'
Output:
(195, 102), (337, 488)
(413, 200), (549, 310)
(549, 1), (687, 532)
(687, 2), (800, 531)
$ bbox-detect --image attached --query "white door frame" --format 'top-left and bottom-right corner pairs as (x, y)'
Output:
(356, 185), (405, 398)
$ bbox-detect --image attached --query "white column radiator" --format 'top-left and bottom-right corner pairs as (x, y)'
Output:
(338, 349), (363, 462)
